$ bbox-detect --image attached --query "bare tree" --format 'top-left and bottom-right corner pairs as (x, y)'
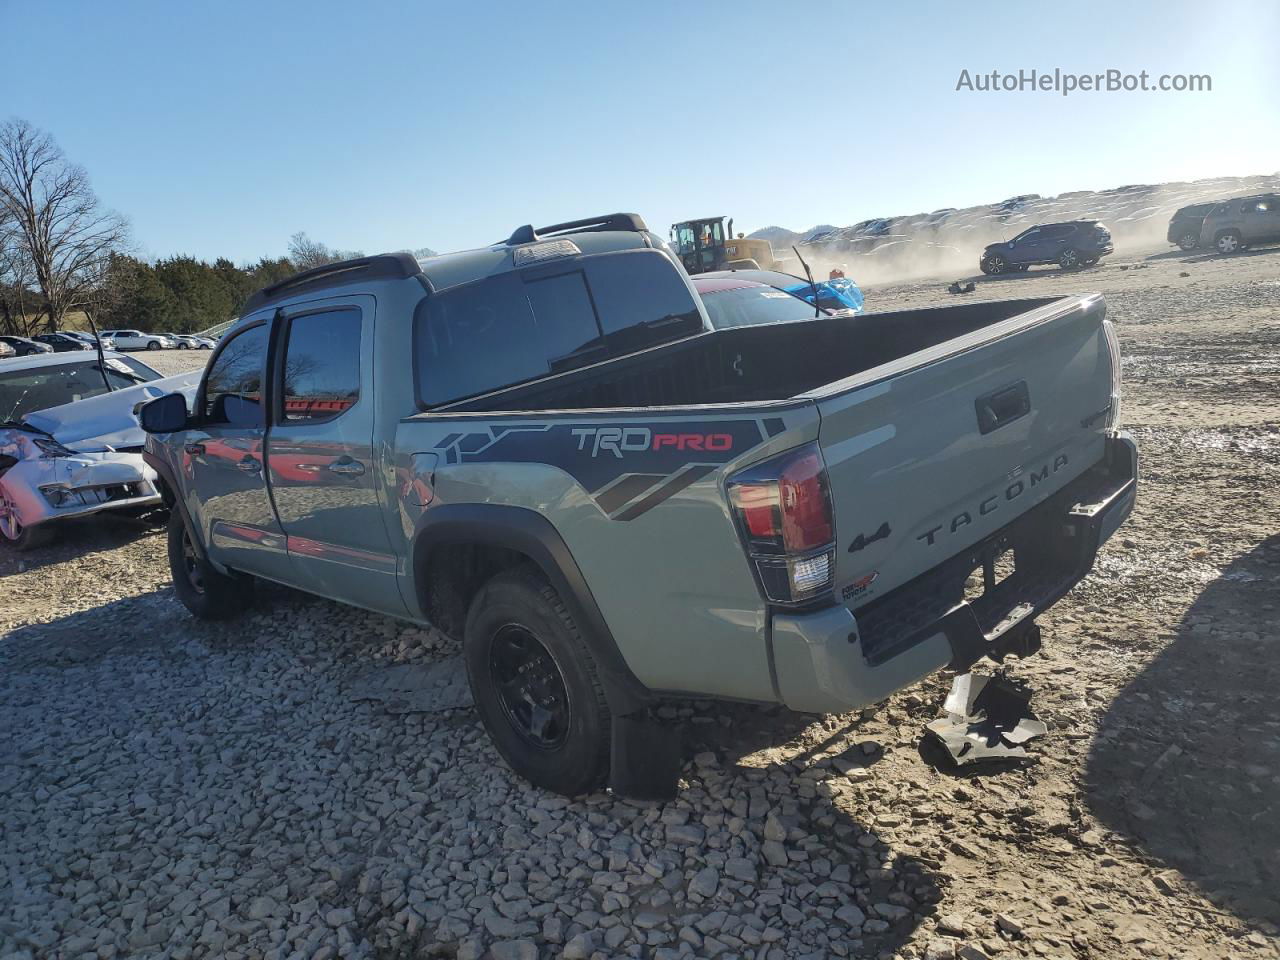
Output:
(0, 118), (129, 332)
(288, 231), (363, 272)
(0, 209), (41, 336)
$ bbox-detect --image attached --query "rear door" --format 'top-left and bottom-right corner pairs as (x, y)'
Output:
(1242, 196), (1280, 243)
(265, 298), (405, 615)
(1041, 224), (1073, 258)
(813, 295), (1114, 608)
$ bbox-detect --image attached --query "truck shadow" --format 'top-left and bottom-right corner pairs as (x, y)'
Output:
(1084, 534), (1280, 925)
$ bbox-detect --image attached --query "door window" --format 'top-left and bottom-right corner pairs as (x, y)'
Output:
(279, 309), (362, 423)
(203, 323), (269, 425)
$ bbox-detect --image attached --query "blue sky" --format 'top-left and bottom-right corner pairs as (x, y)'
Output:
(5, 0), (1277, 264)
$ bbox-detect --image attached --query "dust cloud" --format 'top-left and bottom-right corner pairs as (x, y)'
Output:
(755, 173), (1280, 287)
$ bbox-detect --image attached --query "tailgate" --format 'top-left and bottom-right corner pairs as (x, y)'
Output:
(814, 294), (1115, 608)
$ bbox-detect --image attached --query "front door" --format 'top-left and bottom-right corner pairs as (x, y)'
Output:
(185, 318), (293, 582)
(265, 299), (404, 615)
(1012, 227), (1042, 264)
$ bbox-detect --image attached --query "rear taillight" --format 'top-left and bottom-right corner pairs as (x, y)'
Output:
(1102, 319), (1123, 429)
(728, 443), (836, 604)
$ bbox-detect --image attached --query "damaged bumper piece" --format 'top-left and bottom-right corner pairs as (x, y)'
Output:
(0, 439), (162, 532)
(771, 432), (1138, 713)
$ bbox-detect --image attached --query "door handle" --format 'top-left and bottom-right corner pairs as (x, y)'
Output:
(326, 457), (366, 477)
(237, 457), (261, 473)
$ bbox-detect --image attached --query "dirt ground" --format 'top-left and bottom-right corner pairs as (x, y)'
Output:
(1, 245), (1278, 960)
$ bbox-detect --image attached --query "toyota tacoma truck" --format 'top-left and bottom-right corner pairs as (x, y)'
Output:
(139, 213), (1136, 798)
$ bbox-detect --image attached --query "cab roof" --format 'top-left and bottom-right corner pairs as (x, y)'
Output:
(238, 213), (661, 312)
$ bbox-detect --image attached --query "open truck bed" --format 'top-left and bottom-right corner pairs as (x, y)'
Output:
(438, 296), (1071, 412)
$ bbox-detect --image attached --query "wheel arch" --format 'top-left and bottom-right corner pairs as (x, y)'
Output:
(411, 503), (650, 714)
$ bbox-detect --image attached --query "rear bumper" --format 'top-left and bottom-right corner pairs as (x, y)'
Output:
(770, 431), (1137, 714)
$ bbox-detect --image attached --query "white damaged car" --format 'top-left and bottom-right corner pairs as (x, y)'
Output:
(0, 352), (199, 549)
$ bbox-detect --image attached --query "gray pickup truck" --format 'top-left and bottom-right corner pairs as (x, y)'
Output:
(140, 213), (1136, 797)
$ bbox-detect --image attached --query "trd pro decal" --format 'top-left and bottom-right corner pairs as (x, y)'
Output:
(435, 420), (767, 520)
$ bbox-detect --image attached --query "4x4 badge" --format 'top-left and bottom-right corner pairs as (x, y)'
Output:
(848, 521), (891, 553)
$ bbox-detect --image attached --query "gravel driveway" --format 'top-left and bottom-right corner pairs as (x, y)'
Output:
(2, 249), (1278, 960)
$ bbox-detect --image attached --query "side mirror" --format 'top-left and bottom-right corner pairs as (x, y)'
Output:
(139, 392), (189, 433)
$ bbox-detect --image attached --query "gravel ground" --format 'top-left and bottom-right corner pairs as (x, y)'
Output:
(2, 247), (1278, 960)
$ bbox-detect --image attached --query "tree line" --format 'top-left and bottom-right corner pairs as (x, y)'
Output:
(0, 118), (433, 338)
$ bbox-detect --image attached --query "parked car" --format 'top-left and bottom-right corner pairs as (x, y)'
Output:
(101, 329), (175, 351)
(693, 276), (832, 328)
(0, 336), (54, 357)
(1199, 194), (1280, 255)
(0, 340), (14, 360)
(64, 331), (117, 352)
(1167, 202), (1216, 251)
(701, 268), (865, 316)
(141, 214), (1136, 798)
(979, 220), (1114, 274)
(33, 332), (94, 353)
(0, 352), (198, 549)
(163, 333), (202, 350)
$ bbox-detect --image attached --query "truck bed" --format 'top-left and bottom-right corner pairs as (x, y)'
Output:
(440, 296), (1065, 412)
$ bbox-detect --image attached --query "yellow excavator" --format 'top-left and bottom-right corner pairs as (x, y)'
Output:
(669, 216), (794, 275)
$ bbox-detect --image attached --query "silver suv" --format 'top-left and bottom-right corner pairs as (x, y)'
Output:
(1199, 194), (1280, 255)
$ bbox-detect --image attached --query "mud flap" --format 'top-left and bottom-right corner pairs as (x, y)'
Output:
(608, 713), (682, 801)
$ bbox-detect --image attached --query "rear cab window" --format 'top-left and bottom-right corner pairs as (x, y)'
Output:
(416, 249), (702, 407)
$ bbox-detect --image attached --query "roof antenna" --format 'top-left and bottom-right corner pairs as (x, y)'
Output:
(793, 246), (821, 318)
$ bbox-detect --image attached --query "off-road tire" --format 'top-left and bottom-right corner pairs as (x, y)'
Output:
(1178, 232), (1199, 251)
(1215, 230), (1243, 255)
(167, 509), (253, 619)
(1058, 249), (1083, 270)
(464, 567), (611, 796)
